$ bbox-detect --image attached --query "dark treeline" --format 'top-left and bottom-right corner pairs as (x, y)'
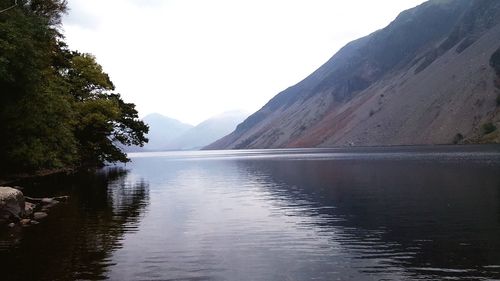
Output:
(0, 0), (148, 175)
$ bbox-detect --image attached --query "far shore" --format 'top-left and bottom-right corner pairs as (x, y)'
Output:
(3, 143), (500, 186)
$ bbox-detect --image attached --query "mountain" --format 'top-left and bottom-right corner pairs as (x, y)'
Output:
(130, 113), (193, 151)
(165, 111), (249, 150)
(206, 0), (500, 150)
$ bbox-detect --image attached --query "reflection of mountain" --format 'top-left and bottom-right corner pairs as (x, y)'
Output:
(0, 168), (150, 281)
(238, 157), (500, 279)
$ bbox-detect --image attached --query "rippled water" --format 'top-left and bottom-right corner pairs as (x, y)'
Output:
(1, 145), (500, 280)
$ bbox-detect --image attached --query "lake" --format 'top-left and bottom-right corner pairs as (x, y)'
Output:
(1, 145), (500, 280)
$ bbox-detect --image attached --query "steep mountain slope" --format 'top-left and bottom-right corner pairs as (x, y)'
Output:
(206, 0), (500, 149)
(165, 111), (248, 150)
(131, 113), (193, 151)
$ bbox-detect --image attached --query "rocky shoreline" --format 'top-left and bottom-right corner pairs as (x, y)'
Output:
(0, 186), (68, 228)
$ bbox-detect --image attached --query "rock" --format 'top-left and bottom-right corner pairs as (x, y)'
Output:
(33, 212), (48, 220)
(30, 220), (39, 225)
(20, 219), (31, 225)
(37, 200), (60, 213)
(25, 195), (69, 204)
(8, 222), (15, 228)
(45, 200), (59, 209)
(25, 202), (36, 217)
(0, 187), (25, 224)
(56, 196), (69, 202)
(41, 198), (54, 204)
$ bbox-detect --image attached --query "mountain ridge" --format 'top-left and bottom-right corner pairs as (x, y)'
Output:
(164, 111), (249, 150)
(131, 111), (248, 151)
(126, 113), (193, 152)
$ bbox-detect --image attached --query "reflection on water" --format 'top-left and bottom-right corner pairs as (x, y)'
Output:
(1, 146), (500, 280)
(242, 159), (500, 280)
(0, 168), (149, 281)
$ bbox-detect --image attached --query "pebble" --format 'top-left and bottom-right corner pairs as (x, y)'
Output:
(25, 202), (36, 217)
(8, 223), (15, 228)
(33, 212), (48, 220)
(58, 196), (70, 202)
(41, 198), (54, 204)
(46, 200), (59, 208)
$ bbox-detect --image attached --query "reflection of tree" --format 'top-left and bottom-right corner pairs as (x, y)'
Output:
(0, 167), (149, 281)
(239, 159), (500, 280)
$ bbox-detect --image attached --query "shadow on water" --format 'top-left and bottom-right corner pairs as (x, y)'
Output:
(0, 167), (150, 281)
(238, 158), (500, 279)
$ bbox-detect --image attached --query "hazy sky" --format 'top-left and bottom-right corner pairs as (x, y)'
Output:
(62, 0), (426, 125)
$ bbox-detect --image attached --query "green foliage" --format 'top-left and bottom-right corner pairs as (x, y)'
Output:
(66, 53), (115, 100)
(490, 47), (500, 76)
(482, 123), (497, 135)
(0, 0), (148, 173)
(65, 54), (148, 166)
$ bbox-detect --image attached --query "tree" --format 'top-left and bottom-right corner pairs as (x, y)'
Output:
(63, 53), (148, 166)
(0, 0), (148, 173)
(0, 0), (76, 171)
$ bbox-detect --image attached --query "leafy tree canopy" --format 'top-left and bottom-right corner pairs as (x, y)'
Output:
(0, 0), (148, 174)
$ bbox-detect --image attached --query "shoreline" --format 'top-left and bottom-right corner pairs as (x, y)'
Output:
(0, 168), (76, 186)
(3, 143), (500, 185)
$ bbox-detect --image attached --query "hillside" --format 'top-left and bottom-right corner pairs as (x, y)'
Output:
(206, 0), (500, 150)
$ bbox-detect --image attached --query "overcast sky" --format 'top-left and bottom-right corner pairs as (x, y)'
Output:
(62, 0), (427, 125)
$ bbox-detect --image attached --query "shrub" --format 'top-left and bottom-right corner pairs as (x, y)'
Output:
(491, 48), (500, 76)
(482, 122), (497, 135)
(453, 133), (464, 144)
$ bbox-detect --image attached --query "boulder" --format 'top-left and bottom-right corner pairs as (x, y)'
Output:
(0, 186), (25, 224)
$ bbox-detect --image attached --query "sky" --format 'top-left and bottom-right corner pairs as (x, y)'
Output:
(62, 0), (427, 126)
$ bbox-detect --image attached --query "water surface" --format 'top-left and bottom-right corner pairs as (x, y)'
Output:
(1, 145), (500, 280)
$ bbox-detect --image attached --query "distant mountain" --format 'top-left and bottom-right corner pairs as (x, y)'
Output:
(165, 111), (249, 150)
(129, 113), (193, 152)
(128, 111), (248, 152)
(206, 0), (500, 149)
